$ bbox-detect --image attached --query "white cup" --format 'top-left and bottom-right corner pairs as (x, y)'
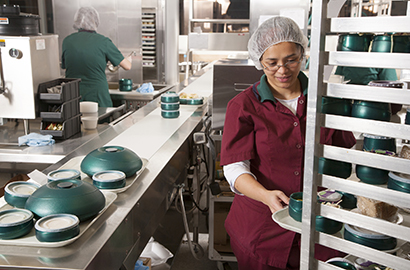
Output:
(80, 102), (98, 113)
(81, 116), (98, 130)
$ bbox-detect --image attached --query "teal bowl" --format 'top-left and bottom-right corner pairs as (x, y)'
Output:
(363, 134), (396, 153)
(81, 146), (142, 178)
(288, 192), (303, 222)
(328, 261), (357, 270)
(393, 35), (410, 53)
(25, 179), (106, 221)
(180, 97), (204, 105)
(337, 34), (372, 52)
(356, 165), (389, 185)
(321, 97), (352, 116)
(388, 171), (410, 193)
(351, 100), (391, 121)
(35, 214), (80, 242)
(161, 91), (179, 103)
(5, 181), (40, 208)
(92, 170), (126, 190)
(0, 209), (34, 240)
(337, 191), (357, 209)
(161, 102), (180, 111)
(119, 78), (133, 92)
(315, 215), (343, 234)
(371, 35), (392, 53)
(161, 110), (180, 119)
(318, 157), (352, 179)
(344, 224), (397, 251)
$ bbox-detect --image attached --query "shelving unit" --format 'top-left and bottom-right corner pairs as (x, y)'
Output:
(300, 1), (410, 270)
(142, 11), (156, 68)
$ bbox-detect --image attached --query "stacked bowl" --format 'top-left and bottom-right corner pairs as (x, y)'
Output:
(160, 91), (180, 119)
(80, 101), (98, 130)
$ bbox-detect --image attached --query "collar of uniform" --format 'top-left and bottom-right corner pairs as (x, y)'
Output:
(79, 29), (96, 33)
(256, 72), (309, 103)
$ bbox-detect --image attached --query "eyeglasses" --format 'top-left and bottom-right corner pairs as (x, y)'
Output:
(260, 56), (303, 72)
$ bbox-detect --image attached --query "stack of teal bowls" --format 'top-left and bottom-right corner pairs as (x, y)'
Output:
(161, 91), (180, 119)
(370, 34), (410, 53)
(356, 134), (396, 185)
(119, 78), (133, 92)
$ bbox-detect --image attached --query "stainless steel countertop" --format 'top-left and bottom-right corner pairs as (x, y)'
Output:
(0, 65), (214, 270)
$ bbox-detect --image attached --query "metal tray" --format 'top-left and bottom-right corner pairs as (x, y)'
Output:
(0, 191), (117, 247)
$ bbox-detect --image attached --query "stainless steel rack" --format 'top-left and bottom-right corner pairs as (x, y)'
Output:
(301, 1), (410, 270)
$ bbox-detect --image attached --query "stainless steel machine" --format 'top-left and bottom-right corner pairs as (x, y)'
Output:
(0, 35), (60, 128)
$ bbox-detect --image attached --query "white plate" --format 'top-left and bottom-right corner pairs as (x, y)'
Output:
(271, 207), (301, 233)
(0, 191), (117, 247)
(57, 156), (148, 193)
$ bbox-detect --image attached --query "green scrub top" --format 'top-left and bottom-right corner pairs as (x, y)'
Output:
(335, 66), (398, 85)
(61, 31), (124, 107)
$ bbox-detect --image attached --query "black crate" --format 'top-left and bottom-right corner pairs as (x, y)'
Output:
(38, 78), (81, 104)
(40, 114), (81, 140)
(40, 97), (81, 122)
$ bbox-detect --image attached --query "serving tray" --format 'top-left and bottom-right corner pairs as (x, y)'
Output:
(0, 191), (117, 247)
(57, 156), (148, 193)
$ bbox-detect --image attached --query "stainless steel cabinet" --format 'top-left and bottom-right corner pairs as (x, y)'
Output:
(301, 1), (410, 269)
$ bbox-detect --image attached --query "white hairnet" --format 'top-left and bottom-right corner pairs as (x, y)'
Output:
(248, 16), (308, 70)
(73, 7), (100, 31)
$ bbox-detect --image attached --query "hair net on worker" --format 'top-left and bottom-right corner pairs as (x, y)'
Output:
(248, 16), (308, 70)
(73, 7), (100, 32)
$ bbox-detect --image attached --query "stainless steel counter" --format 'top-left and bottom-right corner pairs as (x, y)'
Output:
(0, 65), (214, 270)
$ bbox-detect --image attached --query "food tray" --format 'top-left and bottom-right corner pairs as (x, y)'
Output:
(0, 191), (117, 247)
(57, 156), (148, 193)
(38, 78), (81, 104)
(272, 207), (302, 233)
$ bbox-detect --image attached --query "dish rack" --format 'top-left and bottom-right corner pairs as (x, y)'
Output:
(300, 1), (410, 270)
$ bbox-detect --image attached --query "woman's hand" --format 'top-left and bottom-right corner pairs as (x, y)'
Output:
(261, 190), (290, 214)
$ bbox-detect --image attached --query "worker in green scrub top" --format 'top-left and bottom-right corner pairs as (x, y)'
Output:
(61, 6), (132, 107)
(335, 66), (402, 114)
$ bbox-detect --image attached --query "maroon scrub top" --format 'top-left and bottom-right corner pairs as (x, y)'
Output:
(220, 72), (356, 268)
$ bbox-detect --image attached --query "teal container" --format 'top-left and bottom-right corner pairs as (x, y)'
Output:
(356, 164), (389, 185)
(4, 181), (40, 208)
(315, 215), (343, 234)
(161, 91), (179, 103)
(337, 191), (357, 209)
(363, 134), (396, 153)
(119, 78), (133, 91)
(81, 146), (143, 178)
(161, 110), (180, 119)
(328, 261), (357, 270)
(161, 102), (180, 111)
(393, 35), (410, 53)
(344, 224), (397, 251)
(25, 179), (106, 221)
(0, 209), (34, 240)
(337, 34), (372, 52)
(321, 97), (352, 116)
(351, 100), (391, 122)
(318, 157), (352, 179)
(92, 170), (126, 189)
(370, 35), (392, 53)
(387, 171), (410, 194)
(180, 97), (204, 105)
(35, 214), (80, 242)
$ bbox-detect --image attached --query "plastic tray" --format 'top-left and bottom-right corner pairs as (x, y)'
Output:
(38, 78), (81, 104)
(0, 190), (117, 247)
(40, 114), (81, 139)
(40, 97), (81, 122)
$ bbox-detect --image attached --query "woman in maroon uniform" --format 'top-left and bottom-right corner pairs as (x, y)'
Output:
(220, 16), (356, 270)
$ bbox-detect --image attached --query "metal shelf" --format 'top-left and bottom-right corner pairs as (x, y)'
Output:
(328, 51), (410, 69)
(331, 16), (410, 33)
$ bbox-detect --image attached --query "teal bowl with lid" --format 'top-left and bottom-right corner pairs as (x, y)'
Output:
(180, 97), (204, 105)
(344, 223), (397, 251)
(161, 91), (179, 103)
(5, 181), (41, 208)
(35, 213), (80, 242)
(161, 102), (180, 111)
(337, 34), (373, 52)
(0, 209), (34, 239)
(388, 171), (410, 193)
(161, 110), (180, 119)
(25, 179), (106, 221)
(81, 146), (143, 178)
(92, 170), (126, 189)
(370, 35), (393, 53)
(351, 100), (391, 121)
(363, 134), (396, 153)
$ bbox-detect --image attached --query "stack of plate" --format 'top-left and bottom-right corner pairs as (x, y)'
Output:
(160, 92), (180, 119)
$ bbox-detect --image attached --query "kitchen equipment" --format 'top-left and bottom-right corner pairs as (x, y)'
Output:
(0, 5), (40, 36)
(5, 181), (40, 208)
(161, 91), (180, 119)
(363, 134), (396, 153)
(318, 157), (352, 179)
(351, 100), (391, 121)
(344, 223), (397, 251)
(25, 179), (106, 221)
(119, 78), (133, 92)
(321, 97), (352, 116)
(0, 209), (34, 239)
(47, 169), (81, 182)
(387, 171), (410, 193)
(35, 214), (80, 242)
(80, 146), (143, 178)
(337, 34), (373, 52)
(92, 170), (126, 189)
